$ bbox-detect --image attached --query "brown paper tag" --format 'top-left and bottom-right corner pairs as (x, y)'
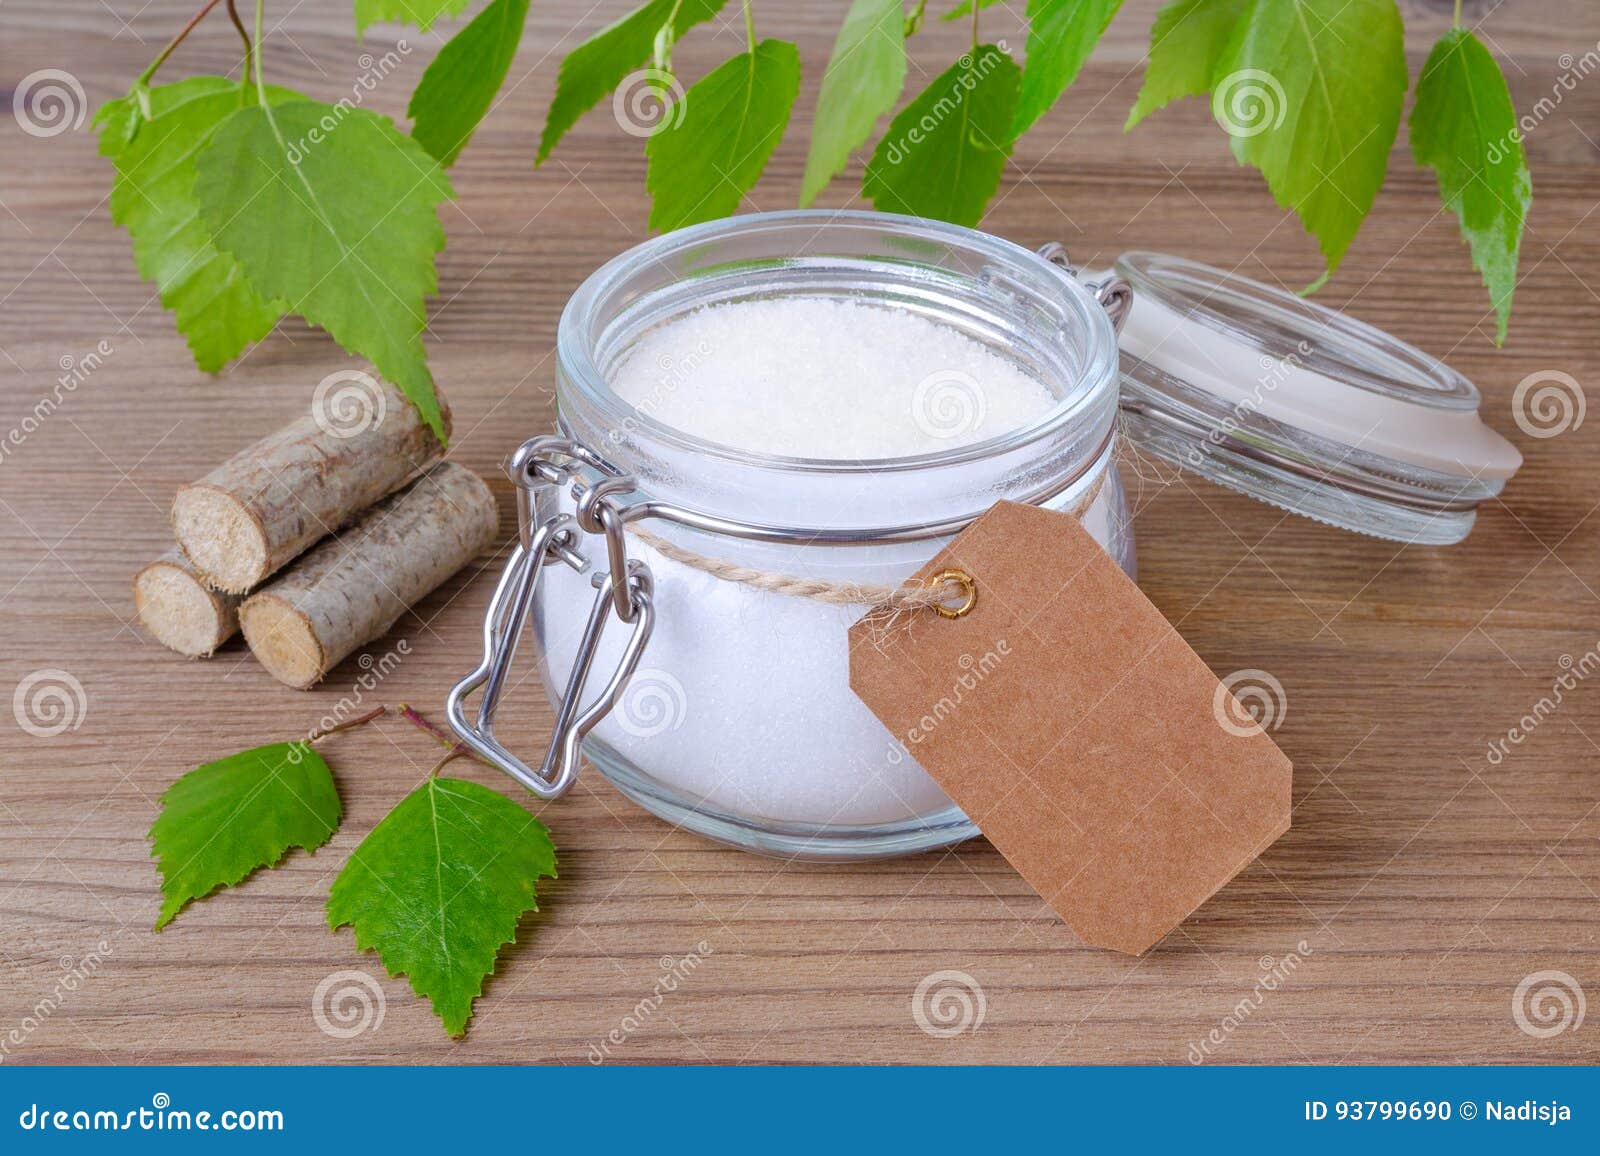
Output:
(848, 501), (1292, 954)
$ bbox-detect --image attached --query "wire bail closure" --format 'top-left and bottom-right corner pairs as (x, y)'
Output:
(446, 243), (1125, 801)
(1037, 241), (1133, 335)
(446, 437), (656, 800)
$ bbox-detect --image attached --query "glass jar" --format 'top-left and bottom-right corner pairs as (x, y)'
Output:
(451, 211), (1131, 859)
(448, 210), (1522, 861)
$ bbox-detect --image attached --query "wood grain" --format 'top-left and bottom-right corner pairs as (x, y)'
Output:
(1, 0), (1597, 1065)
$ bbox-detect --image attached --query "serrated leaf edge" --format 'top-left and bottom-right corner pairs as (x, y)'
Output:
(149, 745), (341, 931)
(1409, 26), (1529, 344)
(325, 777), (557, 1037)
(194, 100), (454, 441)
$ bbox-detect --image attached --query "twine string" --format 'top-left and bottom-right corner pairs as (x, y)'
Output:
(623, 469), (1108, 613)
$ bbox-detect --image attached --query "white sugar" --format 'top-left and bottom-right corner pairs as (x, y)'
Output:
(536, 295), (1116, 831)
(609, 297), (1056, 458)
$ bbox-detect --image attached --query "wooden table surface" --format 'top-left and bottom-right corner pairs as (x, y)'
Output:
(2, 0), (1597, 1066)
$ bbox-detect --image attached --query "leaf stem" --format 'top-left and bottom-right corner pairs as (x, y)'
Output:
(742, 0), (755, 52)
(136, 0), (226, 86)
(399, 704), (495, 770)
(252, 0), (269, 106)
(226, 0), (253, 86)
(398, 703), (456, 748)
(428, 747), (469, 778)
(969, 0), (979, 47)
(1452, 0), (1463, 27)
(656, 0), (685, 71)
(308, 705), (387, 744)
(906, 0), (928, 37)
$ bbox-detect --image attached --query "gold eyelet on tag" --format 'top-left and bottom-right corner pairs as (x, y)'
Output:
(929, 569), (977, 619)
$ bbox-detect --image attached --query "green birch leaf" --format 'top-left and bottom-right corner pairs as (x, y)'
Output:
(101, 77), (303, 373)
(97, 76), (246, 161)
(645, 40), (801, 231)
(1012, 0), (1125, 138)
(326, 777), (557, 1038)
(1125, 0), (1249, 129)
(1215, 0), (1408, 277)
(1410, 27), (1530, 345)
(93, 86), (155, 158)
(800, 0), (907, 207)
(942, 0), (1002, 22)
(194, 101), (454, 440)
(863, 44), (1020, 227)
(150, 742), (340, 930)
(354, 0), (469, 34)
(409, 0), (532, 166)
(537, 0), (730, 165)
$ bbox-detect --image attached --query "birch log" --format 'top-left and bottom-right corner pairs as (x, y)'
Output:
(133, 549), (244, 657)
(239, 462), (498, 689)
(172, 376), (449, 592)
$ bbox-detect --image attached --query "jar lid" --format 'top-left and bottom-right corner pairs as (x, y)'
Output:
(1109, 252), (1522, 545)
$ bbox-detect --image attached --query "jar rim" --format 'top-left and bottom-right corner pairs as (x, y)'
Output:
(555, 209), (1121, 475)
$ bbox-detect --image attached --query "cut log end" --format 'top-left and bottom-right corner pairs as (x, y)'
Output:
(239, 462), (498, 689)
(172, 484), (267, 593)
(171, 378), (448, 593)
(133, 552), (242, 657)
(237, 595), (326, 690)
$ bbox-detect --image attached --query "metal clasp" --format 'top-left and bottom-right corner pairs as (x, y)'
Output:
(1038, 241), (1133, 335)
(446, 438), (656, 799)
